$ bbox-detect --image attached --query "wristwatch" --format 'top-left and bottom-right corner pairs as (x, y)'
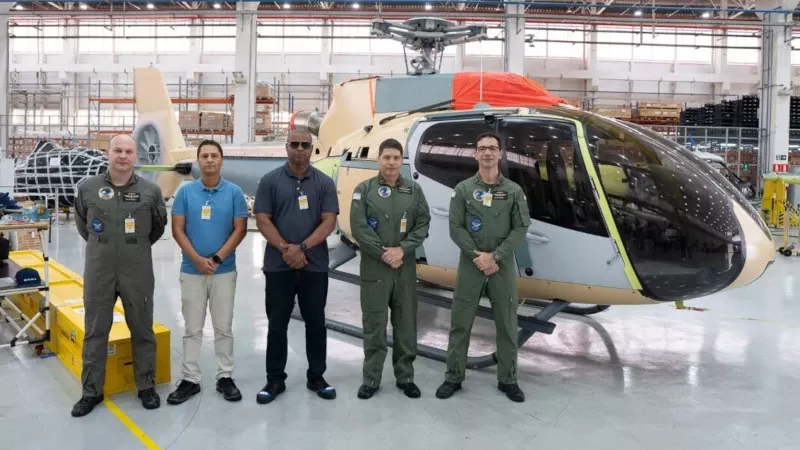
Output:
(492, 251), (500, 262)
(300, 242), (308, 251)
(212, 254), (222, 264)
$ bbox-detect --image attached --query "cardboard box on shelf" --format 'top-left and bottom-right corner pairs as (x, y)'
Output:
(254, 112), (272, 131)
(179, 111), (201, 129)
(592, 106), (632, 119)
(199, 111), (231, 131)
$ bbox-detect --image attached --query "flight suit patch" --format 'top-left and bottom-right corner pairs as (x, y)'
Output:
(368, 217), (379, 229)
(98, 187), (114, 200)
(378, 186), (391, 198)
(122, 192), (141, 202)
(492, 191), (508, 200)
(397, 186), (412, 194)
(470, 217), (482, 232)
(91, 217), (104, 233)
(472, 190), (485, 201)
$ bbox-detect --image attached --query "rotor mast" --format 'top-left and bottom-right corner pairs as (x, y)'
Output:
(370, 18), (488, 75)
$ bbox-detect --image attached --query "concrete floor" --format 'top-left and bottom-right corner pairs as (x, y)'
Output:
(1, 214), (799, 449)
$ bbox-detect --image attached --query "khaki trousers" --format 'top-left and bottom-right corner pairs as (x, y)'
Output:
(179, 270), (237, 383)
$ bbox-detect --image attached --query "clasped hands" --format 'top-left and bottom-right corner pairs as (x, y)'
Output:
(280, 242), (307, 269)
(381, 247), (404, 269)
(193, 255), (219, 275)
(473, 251), (499, 276)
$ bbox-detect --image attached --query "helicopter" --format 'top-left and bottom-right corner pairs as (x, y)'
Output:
(55, 18), (778, 368)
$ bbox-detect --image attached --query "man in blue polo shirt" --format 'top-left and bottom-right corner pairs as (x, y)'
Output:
(167, 139), (249, 405)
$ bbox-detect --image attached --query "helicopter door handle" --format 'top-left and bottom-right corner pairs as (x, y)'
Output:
(526, 231), (550, 244)
(431, 207), (449, 217)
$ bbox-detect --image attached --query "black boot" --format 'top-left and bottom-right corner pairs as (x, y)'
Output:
(167, 380), (201, 405)
(307, 377), (336, 400)
(498, 382), (525, 403)
(71, 395), (104, 417)
(138, 387), (161, 410)
(435, 381), (462, 399)
(357, 384), (378, 399)
(396, 382), (421, 398)
(256, 381), (285, 405)
(216, 377), (242, 402)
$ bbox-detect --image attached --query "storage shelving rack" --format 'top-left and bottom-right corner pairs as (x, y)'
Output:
(0, 221), (51, 353)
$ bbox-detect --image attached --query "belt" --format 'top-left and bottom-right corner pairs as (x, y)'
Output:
(90, 234), (147, 244)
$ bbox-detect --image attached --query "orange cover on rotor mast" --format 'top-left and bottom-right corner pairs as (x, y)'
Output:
(451, 72), (566, 110)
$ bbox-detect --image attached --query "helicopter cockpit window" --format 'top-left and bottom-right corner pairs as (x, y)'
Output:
(415, 119), (494, 189)
(583, 114), (747, 302)
(499, 118), (608, 237)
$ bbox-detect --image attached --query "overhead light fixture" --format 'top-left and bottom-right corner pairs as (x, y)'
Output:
(213, 2), (221, 8)
(283, 2), (291, 8)
(701, 11), (711, 18)
(79, 3), (88, 9)
(634, 10), (643, 16)
(146, 3), (154, 9)
(352, 2), (360, 8)
(14, 4), (23, 10)
(425, 3), (432, 10)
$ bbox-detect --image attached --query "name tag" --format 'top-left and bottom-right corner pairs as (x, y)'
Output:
(397, 186), (412, 194)
(201, 205), (211, 220)
(125, 218), (135, 234)
(298, 195), (309, 210)
(122, 192), (140, 202)
(492, 191), (508, 200)
(483, 192), (493, 207)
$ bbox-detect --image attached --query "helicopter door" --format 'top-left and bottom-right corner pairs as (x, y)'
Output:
(496, 117), (632, 289)
(407, 117), (495, 269)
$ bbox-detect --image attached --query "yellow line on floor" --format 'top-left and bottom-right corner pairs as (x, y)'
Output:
(104, 398), (161, 450)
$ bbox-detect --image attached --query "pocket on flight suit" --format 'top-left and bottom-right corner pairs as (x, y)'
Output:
(360, 278), (389, 313)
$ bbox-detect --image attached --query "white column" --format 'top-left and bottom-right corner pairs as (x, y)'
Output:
(232, 1), (258, 144)
(711, 30), (729, 96)
(503, 0), (525, 75)
(757, 8), (795, 175)
(186, 19), (202, 82)
(0, 3), (12, 157)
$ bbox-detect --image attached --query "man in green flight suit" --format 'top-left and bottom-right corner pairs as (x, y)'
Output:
(350, 138), (431, 400)
(435, 131), (531, 403)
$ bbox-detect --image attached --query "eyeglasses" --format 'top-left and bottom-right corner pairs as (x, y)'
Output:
(476, 146), (499, 152)
(289, 141), (312, 150)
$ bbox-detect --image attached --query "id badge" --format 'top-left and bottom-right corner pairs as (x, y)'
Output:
(298, 195), (309, 210)
(483, 191), (493, 207)
(201, 204), (211, 220)
(400, 216), (407, 233)
(125, 218), (135, 234)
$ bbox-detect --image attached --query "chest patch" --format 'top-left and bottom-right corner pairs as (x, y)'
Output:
(492, 191), (508, 200)
(378, 186), (391, 198)
(472, 189), (485, 201)
(397, 186), (412, 194)
(470, 217), (482, 232)
(122, 192), (141, 202)
(368, 217), (379, 229)
(98, 187), (114, 200)
(91, 217), (104, 233)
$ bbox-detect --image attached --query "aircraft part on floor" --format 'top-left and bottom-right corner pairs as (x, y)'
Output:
(13, 139), (108, 207)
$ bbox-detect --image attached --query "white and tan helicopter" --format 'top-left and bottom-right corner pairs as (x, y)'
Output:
(127, 18), (776, 366)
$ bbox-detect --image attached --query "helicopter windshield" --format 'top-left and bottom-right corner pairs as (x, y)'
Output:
(575, 112), (763, 302)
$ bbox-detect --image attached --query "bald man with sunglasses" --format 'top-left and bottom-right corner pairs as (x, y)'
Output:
(253, 130), (339, 405)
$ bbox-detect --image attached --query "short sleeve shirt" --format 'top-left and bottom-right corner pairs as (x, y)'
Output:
(253, 163), (339, 272)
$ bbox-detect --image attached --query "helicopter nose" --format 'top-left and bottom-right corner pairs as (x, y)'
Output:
(724, 199), (776, 291)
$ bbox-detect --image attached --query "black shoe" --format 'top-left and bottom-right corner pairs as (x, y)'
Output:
(435, 381), (462, 399)
(498, 382), (525, 403)
(138, 387), (161, 410)
(396, 382), (421, 398)
(357, 384), (378, 399)
(71, 395), (104, 417)
(307, 377), (336, 400)
(216, 377), (242, 402)
(167, 380), (201, 405)
(256, 381), (285, 405)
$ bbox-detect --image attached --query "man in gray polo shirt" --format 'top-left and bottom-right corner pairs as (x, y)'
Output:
(253, 129), (339, 405)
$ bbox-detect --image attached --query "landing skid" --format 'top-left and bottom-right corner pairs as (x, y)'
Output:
(289, 240), (599, 370)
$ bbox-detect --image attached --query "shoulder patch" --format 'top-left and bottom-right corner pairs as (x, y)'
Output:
(353, 191), (362, 200)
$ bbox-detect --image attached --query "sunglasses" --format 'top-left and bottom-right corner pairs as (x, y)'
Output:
(289, 141), (312, 150)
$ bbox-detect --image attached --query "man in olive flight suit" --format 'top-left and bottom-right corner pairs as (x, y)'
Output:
(350, 138), (431, 400)
(71, 134), (168, 417)
(435, 131), (531, 403)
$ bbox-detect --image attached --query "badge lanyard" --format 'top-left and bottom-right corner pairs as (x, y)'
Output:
(400, 211), (407, 233)
(201, 200), (211, 220)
